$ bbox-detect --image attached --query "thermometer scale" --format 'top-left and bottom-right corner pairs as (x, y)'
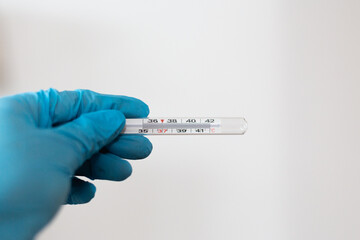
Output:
(122, 117), (247, 135)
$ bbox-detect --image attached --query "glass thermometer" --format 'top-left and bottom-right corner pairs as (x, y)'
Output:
(121, 117), (247, 135)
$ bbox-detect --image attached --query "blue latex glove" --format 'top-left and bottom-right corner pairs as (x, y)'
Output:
(0, 89), (152, 240)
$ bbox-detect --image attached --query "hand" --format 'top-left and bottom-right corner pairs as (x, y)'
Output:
(0, 89), (152, 240)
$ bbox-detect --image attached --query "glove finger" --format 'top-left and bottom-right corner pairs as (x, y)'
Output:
(55, 110), (125, 170)
(76, 153), (132, 181)
(106, 135), (153, 160)
(66, 177), (96, 205)
(45, 89), (149, 126)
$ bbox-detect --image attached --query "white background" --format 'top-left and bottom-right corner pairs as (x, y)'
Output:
(0, 1), (359, 239)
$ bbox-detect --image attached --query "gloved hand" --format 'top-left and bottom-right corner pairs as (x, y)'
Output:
(0, 89), (152, 240)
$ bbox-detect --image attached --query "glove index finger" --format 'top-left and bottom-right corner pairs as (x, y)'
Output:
(46, 89), (149, 125)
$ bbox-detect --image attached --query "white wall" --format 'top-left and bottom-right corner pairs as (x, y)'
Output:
(0, 1), (359, 239)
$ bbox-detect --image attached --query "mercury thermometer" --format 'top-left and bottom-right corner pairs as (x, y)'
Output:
(121, 117), (247, 135)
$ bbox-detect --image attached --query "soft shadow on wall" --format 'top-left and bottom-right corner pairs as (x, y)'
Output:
(0, 12), (130, 94)
(0, 15), (7, 92)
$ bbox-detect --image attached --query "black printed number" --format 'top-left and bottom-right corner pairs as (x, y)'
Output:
(177, 129), (187, 133)
(186, 119), (196, 123)
(148, 119), (158, 123)
(167, 119), (177, 123)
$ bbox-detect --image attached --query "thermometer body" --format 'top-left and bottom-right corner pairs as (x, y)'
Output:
(122, 117), (247, 135)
